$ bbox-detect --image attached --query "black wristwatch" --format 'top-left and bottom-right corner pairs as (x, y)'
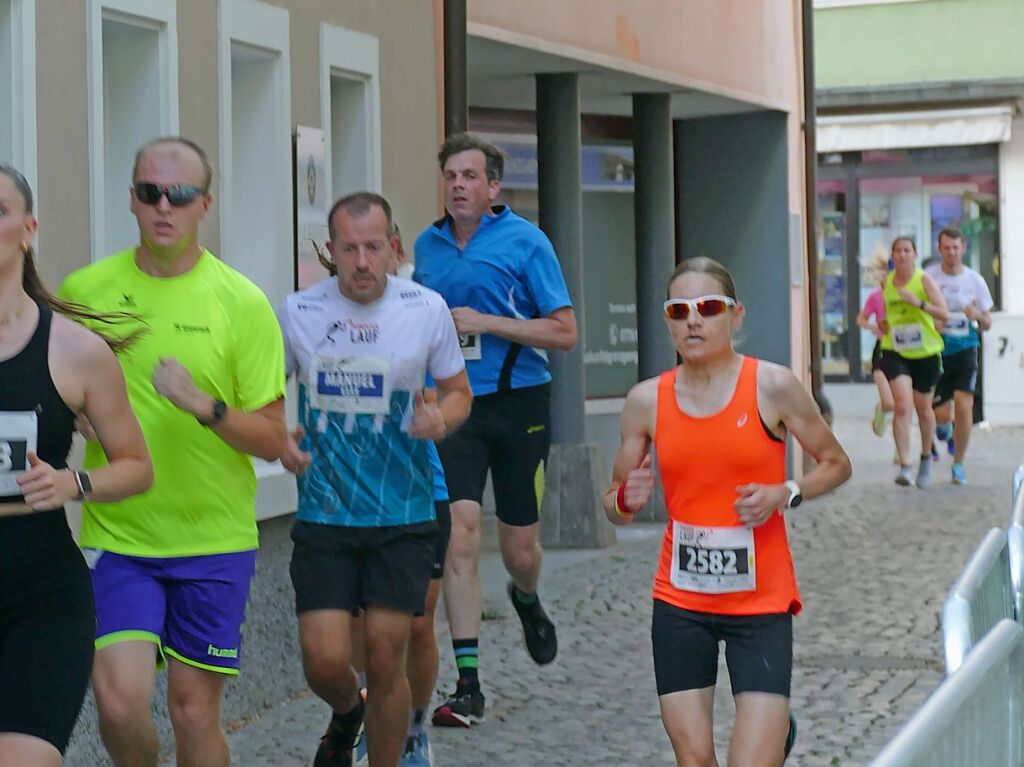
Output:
(74, 470), (92, 501)
(783, 480), (803, 509)
(198, 399), (228, 427)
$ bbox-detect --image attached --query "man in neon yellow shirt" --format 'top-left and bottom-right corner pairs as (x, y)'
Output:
(59, 137), (287, 767)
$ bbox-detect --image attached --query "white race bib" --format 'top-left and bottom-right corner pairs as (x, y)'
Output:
(459, 333), (482, 361)
(946, 311), (970, 338)
(892, 323), (924, 352)
(670, 522), (756, 594)
(310, 356), (392, 415)
(0, 411), (38, 496)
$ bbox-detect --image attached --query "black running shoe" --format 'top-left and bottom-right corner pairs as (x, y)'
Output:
(431, 684), (486, 727)
(507, 581), (558, 665)
(783, 713), (797, 762)
(313, 709), (363, 767)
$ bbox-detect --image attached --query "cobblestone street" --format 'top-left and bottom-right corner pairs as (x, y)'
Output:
(224, 418), (1023, 766)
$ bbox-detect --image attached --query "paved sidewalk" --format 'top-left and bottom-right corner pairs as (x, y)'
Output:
(224, 417), (1023, 766)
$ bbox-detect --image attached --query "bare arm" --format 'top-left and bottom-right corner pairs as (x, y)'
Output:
(735, 364), (851, 526)
(17, 324), (152, 510)
(409, 370), (473, 441)
(855, 310), (882, 337)
(921, 274), (950, 323)
(601, 379), (658, 526)
(451, 306), (578, 352)
(152, 358), (287, 462)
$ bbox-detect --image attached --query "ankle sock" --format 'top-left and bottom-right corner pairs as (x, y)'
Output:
(453, 638), (479, 685)
(512, 585), (538, 606)
(409, 709), (426, 736)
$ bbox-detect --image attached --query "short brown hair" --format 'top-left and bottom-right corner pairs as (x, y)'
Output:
(938, 227), (965, 244)
(666, 257), (738, 301)
(132, 137), (213, 194)
(438, 132), (505, 181)
(328, 191), (396, 241)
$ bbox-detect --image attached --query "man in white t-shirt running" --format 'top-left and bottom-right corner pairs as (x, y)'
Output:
(925, 227), (993, 485)
(278, 192), (472, 767)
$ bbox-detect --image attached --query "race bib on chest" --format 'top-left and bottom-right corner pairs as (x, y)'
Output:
(892, 323), (924, 352)
(459, 333), (482, 361)
(670, 522), (756, 594)
(945, 311), (970, 338)
(310, 356), (392, 415)
(0, 411), (38, 496)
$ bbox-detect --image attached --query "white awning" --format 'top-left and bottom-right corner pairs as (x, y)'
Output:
(817, 105), (1015, 153)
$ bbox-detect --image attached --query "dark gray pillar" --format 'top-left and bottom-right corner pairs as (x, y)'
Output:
(535, 73), (614, 550)
(675, 111), (791, 366)
(632, 93), (677, 380)
(443, 0), (467, 136)
(537, 73), (585, 445)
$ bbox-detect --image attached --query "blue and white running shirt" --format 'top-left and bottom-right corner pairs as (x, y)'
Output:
(278, 276), (464, 527)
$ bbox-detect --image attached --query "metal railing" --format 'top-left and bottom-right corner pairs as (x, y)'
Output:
(1009, 478), (1024, 623)
(941, 528), (1015, 674)
(870, 619), (1024, 767)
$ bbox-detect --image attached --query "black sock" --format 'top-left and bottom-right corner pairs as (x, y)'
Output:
(330, 694), (364, 736)
(453, 638), (479, 687)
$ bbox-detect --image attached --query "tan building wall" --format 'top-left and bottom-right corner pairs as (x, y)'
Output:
(33, 0), (440, 287)
(469, 0), (813, 387)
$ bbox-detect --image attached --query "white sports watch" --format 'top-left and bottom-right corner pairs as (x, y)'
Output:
(783, 480), (803, 509)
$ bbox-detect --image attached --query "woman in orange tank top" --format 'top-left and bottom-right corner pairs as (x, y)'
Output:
(602, 257), (851, 767)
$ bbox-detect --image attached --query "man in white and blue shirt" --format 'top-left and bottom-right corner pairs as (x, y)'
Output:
(926, 227), (993, 485)
(278, 192), (471, 767)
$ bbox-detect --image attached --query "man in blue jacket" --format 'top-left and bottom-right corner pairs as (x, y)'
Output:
(414, 133), (578, 728)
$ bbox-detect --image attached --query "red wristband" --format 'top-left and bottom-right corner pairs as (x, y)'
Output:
(615, 482), (633, 517)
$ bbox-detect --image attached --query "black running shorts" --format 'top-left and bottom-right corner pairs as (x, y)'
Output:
(878, 350), (943, 393)
(0, 509), (96, 755)
(651, 600), (793, 697)
(290, 520), (436, 616)
(933, 347), (979, 407)
(437, 383), (551, 527)
(432, 501), (451, 579)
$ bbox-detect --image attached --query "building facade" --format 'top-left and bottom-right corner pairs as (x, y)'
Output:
(814, 0), (1024, 423)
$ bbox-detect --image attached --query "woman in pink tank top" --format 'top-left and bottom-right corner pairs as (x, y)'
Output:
(600, 257), (851, 767)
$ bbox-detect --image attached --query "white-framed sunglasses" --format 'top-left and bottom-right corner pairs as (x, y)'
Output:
(663, 295), (736, 321)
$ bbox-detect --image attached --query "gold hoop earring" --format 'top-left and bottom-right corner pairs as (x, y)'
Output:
(20, 241), (29, 255)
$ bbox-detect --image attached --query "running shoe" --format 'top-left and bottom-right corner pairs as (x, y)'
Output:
(784, 713), (797, 762)
(947, 437), (956, 456)
(895, 465), (913, 486)
(313, 709), (364, 767)
(915, 456), (932, 489)
(432, 684), (486, 727)
(935, 421), (953, 442)
(952, 463), (968, 485)
(400, 731), (433, 767)
(507, 581), (558, 665)
(871, 404), (887, 437)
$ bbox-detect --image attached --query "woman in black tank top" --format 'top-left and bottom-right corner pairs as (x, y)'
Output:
(0, 166), (152, 765)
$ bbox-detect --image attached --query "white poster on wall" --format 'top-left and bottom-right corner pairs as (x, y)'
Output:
(295, 126), (331, 289)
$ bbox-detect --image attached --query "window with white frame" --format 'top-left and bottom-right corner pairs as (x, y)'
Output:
(0, 0), (36, 191)
(218, 0), (292, 310)
(320, 24), (382, 202)
(218, 0), (295, 521)
(87, 0), (178, 259)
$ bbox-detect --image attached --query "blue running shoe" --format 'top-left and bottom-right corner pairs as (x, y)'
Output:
(952, 463), (968, 485)
(935, 422), (953, 442)
(399, 731), (433, 767)
(947, 437), (955, 456)
(353, 726), (368, 765)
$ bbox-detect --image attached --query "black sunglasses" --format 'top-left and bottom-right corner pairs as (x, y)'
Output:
(133, 182), (205, 207)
